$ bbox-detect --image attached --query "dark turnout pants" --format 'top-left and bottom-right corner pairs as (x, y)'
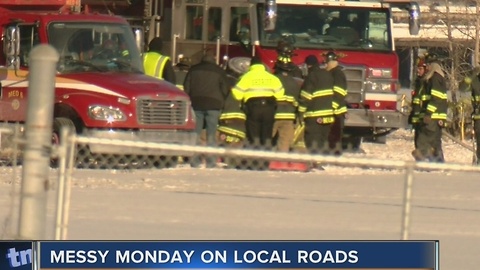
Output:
(329, 114), (345, 155)
(304, 118), (332, 154)
(415, 120), (444, 162)
(244, 97), (277, 148)
(475, 119), (480, 163)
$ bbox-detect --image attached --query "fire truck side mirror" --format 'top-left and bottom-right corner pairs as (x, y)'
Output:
(408, 2), (420, 35)
(264, 0), (277, 31)
(4, 26), (20, 68)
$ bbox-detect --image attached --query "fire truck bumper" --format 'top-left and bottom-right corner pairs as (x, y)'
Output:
(345, 109), (408, 129)
(85, 129), (197, 156)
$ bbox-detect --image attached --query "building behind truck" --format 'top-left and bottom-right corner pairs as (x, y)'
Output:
(85, 0), (420, 149)
(0, 0), (196, 167)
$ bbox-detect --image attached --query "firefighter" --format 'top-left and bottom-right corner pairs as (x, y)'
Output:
(412, 53), (448, 163)
(298, 55), (335, 154)
(217, 67), (246, 149)
(232, 56), (285, 148)
(409, 57), (428, 149)
(276, 39), (303, 79)
(272, 60), (302, 152)
(324, 51), (347, 155)
(462, 66), (480, 165)
(143, 37), (176, 84)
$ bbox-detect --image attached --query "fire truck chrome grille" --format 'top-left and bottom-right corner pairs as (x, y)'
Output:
(343, 67), (365, 103)
(137, 99), (188, 125)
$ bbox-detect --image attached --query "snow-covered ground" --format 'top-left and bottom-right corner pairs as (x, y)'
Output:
(1, 129), (479, 270)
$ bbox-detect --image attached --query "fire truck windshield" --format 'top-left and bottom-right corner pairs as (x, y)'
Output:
(258, 5), (393, 52)
(48, 22), (142, 74)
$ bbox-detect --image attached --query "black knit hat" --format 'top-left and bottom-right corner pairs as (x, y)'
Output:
(250, 56), (263, 65)
(305, 55), (319, 65)
(148, 37), (164, 52)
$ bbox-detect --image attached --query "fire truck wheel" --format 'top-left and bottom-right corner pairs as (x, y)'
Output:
(342, 136), (362, 152)
(363, 135), (387, 144)
(51, 117), (77, 168)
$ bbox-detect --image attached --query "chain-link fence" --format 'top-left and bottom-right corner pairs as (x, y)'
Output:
(2, 123), (480, 240)
(0, 123), (24, 239)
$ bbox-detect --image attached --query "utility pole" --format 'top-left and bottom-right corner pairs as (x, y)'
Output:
(18, 44), (59, 240)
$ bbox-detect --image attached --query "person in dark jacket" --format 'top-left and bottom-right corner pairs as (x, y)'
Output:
(184, 54), (229, 168)
(412, 53), (448, 163)
(272, 60), (302, 152)
(143, 37), (176, 85)
(324, 51), (347, 155)
(298, 55), (335, 154)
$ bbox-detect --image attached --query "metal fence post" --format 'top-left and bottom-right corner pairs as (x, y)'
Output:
(18, 44), (59, 240)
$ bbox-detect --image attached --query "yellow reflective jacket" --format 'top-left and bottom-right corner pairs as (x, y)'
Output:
(232, 64), (284, 102)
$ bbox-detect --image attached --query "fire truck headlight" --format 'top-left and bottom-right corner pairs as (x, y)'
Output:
(366, 81), (392, 92)
(369, 68), (392, 78)
(88, 105), (127, 122)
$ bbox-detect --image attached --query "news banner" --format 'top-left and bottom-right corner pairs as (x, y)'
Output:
(1, 241), (439, 270)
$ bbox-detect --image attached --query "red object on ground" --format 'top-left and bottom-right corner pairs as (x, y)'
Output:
(269, 161), (310, 172)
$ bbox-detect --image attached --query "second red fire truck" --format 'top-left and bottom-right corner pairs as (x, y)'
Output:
(90, 0), (420, 148)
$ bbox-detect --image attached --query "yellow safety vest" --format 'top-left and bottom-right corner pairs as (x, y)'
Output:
(143, 52), (170, 79)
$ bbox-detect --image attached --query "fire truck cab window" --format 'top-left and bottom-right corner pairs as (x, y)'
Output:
(229, 7), (250, 43)
(18, 25), (40, 67)
(186, 5), (203, 40)
(258, 5), (392, 52)
(208, 7), (222, 41)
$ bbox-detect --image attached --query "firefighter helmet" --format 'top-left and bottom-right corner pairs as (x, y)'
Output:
(323, 51), (338, 63)
(276, 40), (294, 57)
(425, 53), (439, 64)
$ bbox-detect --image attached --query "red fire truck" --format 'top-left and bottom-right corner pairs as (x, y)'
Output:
(0, 0), (196, 166)
(89, 0), (420, 148)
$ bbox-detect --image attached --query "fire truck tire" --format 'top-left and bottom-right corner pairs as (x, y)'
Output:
(363, 135), (387, 144)
(51, 117), (76, 168)
(342, 136), (362, 151)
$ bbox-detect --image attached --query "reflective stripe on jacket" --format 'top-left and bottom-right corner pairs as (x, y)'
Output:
(425, 72), (448, 120)
(298, 65), (335, 123)
(232, 64), (284, 102)
(330, 66), (348, 115)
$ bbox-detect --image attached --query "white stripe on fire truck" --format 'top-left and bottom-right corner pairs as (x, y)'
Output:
(1, 80), (127, 98)
(364, 93), (398, 102)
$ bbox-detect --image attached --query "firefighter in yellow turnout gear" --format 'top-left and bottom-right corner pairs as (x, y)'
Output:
(218, 72), (246, 148)
(462, 66), (480, 165)
(232, 57), (284, 148)
(410, 58), (428, 149)
(412, 54), (448, 162)
(298, 55), (335, 154)
(272, 60), (302, 152)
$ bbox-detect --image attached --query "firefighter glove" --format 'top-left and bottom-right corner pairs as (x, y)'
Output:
(423, 115), (432, 124)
